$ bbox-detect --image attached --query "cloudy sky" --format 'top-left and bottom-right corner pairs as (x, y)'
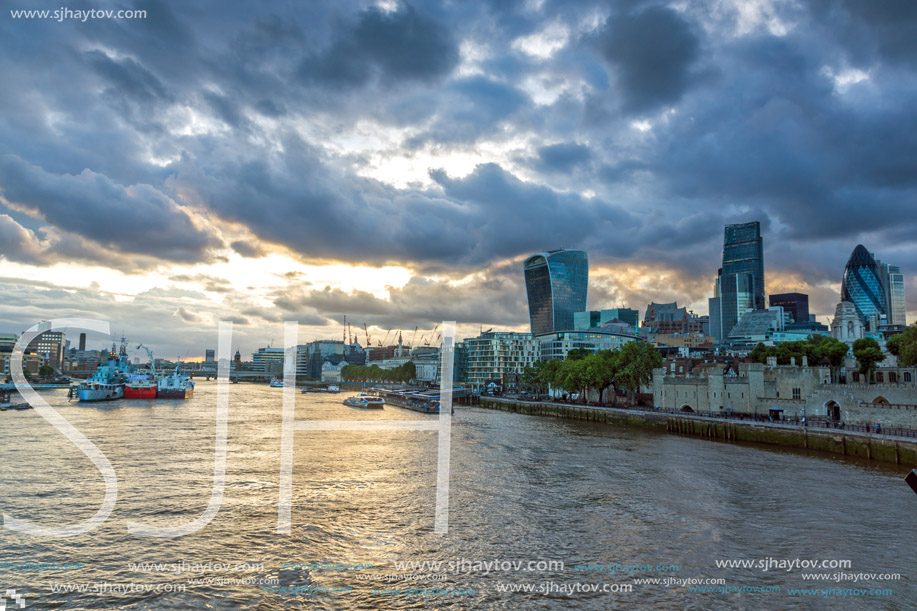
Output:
(1, 0), (915, 358)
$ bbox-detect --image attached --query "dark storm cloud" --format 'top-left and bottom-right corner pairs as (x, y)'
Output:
(0, 155), (222, 261)
(597, 5), (702, 113)
(532, 142), (594, 174)
(298, 3), (459, 88)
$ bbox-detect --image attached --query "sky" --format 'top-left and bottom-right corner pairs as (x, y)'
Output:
(1, 0), (916, 359)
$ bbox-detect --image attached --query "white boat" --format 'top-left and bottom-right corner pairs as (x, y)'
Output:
(158, 364), (194, 399)
(270, 378), (284, 388)
(343, 393), (384, 409)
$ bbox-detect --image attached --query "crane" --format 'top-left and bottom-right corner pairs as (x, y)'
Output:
(137, 344), (156, 375)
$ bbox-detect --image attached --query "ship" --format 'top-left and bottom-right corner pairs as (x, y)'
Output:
(124, 344), (158, 398)
(77, 339), (130, 402)
(157, 362), (194, 399)
(342, 393), (384, 409)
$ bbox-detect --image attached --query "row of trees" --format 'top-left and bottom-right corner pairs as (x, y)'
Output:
(341, 361), (416, 383)
(519, 342), (663, 405)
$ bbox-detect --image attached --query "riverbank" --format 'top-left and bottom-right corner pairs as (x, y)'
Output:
(479, 397), (917, 467)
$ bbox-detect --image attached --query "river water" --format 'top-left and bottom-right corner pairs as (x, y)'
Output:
(0, 381), (914, 609)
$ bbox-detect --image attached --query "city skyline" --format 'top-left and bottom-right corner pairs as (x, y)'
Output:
(1, 0), (916, 357)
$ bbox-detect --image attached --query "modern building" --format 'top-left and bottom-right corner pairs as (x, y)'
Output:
(458, 331), (537, 387)
(842, 245), (886, 326)
(27, 329), (65, 369)
(710, 222), (765, 342)
(523, 249), (588, 336)
(537, 328), (641, 361)
(574, 308), (639, 331)
(252, 347), (286, 374)
(877, 259), (907, 327)
(769, 293), (809, 324)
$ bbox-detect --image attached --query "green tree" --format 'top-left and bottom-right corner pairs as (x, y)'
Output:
(566, 347), (591, 361)
(852, 338), (884, 384)
(887, 326), (917, 367)
(592, 349), (622, 405)
(750, 342), (769, 364)
(616, 342), (663, 396)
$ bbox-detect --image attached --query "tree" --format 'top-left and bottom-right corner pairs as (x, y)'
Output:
(592, 350), (621, 405)
(852, 338), (884, 384)
(616, 342), (663, 396)
(887, 326), (917, 367)
(750, 342), (769, 364)
(39, 364), (54, 379)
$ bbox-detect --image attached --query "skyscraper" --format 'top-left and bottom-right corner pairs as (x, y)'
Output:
(842, 245), (887, 328)
(709, 222), (765, 341)
(877, 261), (907, 327)
(523, 249), (588, 336)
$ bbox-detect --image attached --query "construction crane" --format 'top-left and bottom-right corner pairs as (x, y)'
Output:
(136, 344), (156, 375)
(410, 326), (418, 350)
(363, 322), (370, 347)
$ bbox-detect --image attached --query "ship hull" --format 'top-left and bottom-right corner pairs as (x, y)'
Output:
(158, 387), (193, 399)
(78, 386), (124, 402)
(124, 385), (157, 399)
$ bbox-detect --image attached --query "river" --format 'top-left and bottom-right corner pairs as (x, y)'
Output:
(0, 381), (913, 609)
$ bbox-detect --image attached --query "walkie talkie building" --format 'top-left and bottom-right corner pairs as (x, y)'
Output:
(523, 249), (588, 336)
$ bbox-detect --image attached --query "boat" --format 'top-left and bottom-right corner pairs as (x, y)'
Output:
(77, 340), (130, 402)
(158, 363), (194, 399)
(371, 388), (440, 414)
(270, 378), (284, 388)
(125, 344), (158, 398)
(342, 393), (384, 409)
(124, 376), (158, 398)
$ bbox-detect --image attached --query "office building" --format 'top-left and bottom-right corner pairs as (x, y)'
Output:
(769, 293), (809, 324)
(877, 260), (907, 327)
(27, 328), (65, 369)
(710, 222), (765, 342)
(523, 249), (588, 336)
(574, 308), (639, 331)
(842, 245), (888, 330)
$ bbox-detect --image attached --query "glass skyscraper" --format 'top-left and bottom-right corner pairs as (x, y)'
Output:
(710, 222), (765, 341)
(842, 245), (887, 325)
(523, 249), (588, 336)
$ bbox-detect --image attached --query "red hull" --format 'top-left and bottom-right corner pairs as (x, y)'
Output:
(124, 386), (157, 398)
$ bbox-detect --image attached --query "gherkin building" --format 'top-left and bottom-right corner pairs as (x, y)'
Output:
(841, 245), (887, 322)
